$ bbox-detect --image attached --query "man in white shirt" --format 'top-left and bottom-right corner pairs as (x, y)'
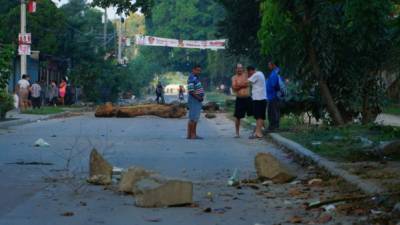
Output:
(31, 80), (42, 109)
(247, 66), (267, 139)
(16, 74), (30, 111)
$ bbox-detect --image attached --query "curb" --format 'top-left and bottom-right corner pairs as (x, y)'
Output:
(0, 110), (86, 129)
(268, 133), (384, 195)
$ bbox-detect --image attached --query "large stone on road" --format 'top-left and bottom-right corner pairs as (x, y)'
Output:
(118, 167), (152, 194)
(95, 103), (187, 118)
(255, 152), (295, 184)
(87, 149), (113, 185)
(134, 176), (193, 208)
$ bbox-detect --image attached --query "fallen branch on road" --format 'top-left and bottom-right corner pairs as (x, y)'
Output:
(95, 102), (187, 118)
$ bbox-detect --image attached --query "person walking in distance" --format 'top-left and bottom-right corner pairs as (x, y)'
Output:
(178, 85), (185, 101)
(59, 78), (67, 106)
(247, 66), (267, 139)
(155, 82), (165, 104)
(231, 64), (252, 138)
(16, 74), (30, 111)
(31, 80), (42, 109)
(187, 65), (204, 140)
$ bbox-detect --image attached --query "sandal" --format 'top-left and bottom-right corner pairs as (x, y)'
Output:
(249, 135), (263, 140)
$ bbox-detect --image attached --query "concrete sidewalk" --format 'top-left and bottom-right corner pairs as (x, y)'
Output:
(375, 113), (400, 127)
(0, 108), (88, 129)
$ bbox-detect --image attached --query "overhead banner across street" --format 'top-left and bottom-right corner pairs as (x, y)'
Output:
(135, 35), (226, 50)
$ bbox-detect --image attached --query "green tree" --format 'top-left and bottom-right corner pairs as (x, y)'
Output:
(215, 0), (262, 63)
(258, 0), (398, 125)
(0, 44), (15, 118)
(0, 0), (66, 55)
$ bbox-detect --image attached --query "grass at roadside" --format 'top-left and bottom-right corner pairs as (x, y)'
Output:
(383, 103), (400, 116)
(217, 97), (400, 162)
(22, 106), (65, 115)
(282, 124), (400, 162)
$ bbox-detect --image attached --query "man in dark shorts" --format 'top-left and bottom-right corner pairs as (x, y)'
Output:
(231, 64), (252, 138)
(247, 66), (267, 139)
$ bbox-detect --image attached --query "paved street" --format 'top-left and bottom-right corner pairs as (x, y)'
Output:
(0, 112), (361, 225)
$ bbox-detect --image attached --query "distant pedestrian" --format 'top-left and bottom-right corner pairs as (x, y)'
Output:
(247, 66), (267, 139)
(39, 79), (46, 106)
(187, 65), (204, 140)
(178, 85), (185, 101)
(231, 64), (252, 138)
(26, 75), (32, 108)
(155, 82), (165, 104)
(266, 61), (282, 131)
(49, 80), (58, 106)
(31, 80), (42, 109)
(16, 74), (30, 111)
(59, 78), (67, 106)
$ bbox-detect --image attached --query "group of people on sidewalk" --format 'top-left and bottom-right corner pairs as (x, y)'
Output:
(15, 74), (68, 111)
(186, 62), (284, 140)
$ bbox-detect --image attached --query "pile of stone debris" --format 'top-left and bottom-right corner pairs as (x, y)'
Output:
(86, 149), (296, 209)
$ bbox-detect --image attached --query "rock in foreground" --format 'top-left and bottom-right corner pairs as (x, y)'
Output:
(118, 167), (153, 194)
(134, 176), (193, 208)
(87, 149), (113, 185)
(255, 152), (296, 184)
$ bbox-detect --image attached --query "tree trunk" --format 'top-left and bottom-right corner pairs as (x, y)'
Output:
(361, 76), (380, 124)
(308, 47), (345, 126)
(301, 0), (345, 126)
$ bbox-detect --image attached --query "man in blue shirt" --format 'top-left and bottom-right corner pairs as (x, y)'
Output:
(266, 61), (281, 131)
(187, 64), (204, 140)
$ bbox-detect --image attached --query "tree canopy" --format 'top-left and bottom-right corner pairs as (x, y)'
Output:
(258, 0), (399, 124)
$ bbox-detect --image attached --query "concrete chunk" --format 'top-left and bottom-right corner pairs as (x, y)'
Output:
(134, 176), (193, 208)
(255, 152), (295, 184)
(87, 149), (113, 185)
(118, 167), (152, 194)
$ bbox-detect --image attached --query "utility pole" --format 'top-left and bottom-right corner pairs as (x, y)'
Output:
(20, 0), (27, 77)
(117, 17), (122, 64)
(103, 8), (108, 49)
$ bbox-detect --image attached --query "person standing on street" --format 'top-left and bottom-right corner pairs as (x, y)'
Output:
(247, 66), (267, 139)
(266, 61), (282, 131)
(16, 74), (30, 112)
(231, 64), (252, 138)
(187, 65), (204, 140)
(49, 80), (58, 106)
(178, 85), (185, 101)
(31, 80), (42, 109)
(59, 78), (67, 106)
(155, 82), (165, 104)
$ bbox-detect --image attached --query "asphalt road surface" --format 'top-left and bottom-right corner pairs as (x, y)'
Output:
(0, 111), (363, 225)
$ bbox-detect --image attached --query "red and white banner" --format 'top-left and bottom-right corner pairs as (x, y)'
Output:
(18, 44), (31, 55)
(135, 35), (226, 50)
(18, 33), (32, 45)
(28, 0), (37, 13)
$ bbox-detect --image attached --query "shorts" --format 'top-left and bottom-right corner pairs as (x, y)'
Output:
(18, 88), (29, 102)
(253, 99), (267, 120)
(234, 97), (253, 119)
(188, 95), (202, 122)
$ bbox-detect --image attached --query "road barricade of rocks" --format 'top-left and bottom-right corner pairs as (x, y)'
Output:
(86, 149), (296, 208)
(95, 102), (187, 119)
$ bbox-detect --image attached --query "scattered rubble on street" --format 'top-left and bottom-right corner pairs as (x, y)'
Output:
(87, 149), (113, 185)
(254, 152), (296, 184)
